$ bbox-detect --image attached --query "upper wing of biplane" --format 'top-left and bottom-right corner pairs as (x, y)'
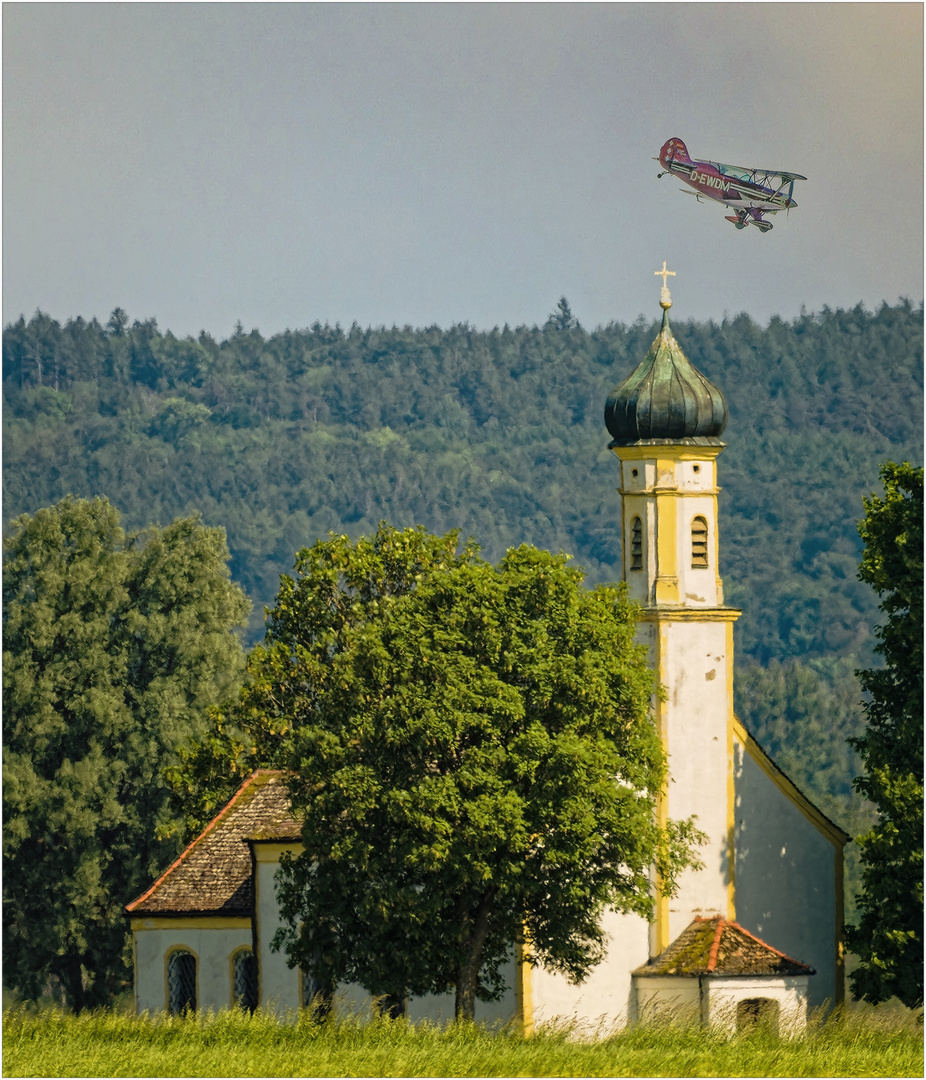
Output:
(711, 160), (807, 184)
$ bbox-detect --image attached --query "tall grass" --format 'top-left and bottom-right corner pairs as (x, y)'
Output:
(3, 1002), (922, 1078)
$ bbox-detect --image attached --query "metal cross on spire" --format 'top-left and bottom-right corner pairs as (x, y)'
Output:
(654, 261), (676, 309)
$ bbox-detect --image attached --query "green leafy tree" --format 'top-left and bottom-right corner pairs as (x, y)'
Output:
(166, 524), (482, 837)
(2, 497), (250, 1011)
(218, 527), (703, 1021)
(846, 462), (923, 1008)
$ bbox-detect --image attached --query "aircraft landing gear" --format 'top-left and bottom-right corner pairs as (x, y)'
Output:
(725, 214), (749, 230)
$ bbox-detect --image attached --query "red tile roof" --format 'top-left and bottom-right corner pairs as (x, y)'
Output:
(633, 916), (815, 977)
(125, 771), (300, 917)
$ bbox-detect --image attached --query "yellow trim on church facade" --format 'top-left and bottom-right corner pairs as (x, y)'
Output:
(726, 618), (737, 922)
(130, 916), (252, 931)
(250, 840), (303, 862)
(515, 939), (534, 1035)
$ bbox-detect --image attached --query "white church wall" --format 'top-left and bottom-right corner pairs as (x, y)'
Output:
(733, 738), (842, 1009)
(529, 908), (650, 1034)
(250, 844), (523, 1025)
(131, 918), (252, 1014)
(407, 958), (518, 1027)
(253, 844), (302, 1014)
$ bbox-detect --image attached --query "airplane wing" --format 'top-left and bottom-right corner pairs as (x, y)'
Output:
(712, 160), (807, 183)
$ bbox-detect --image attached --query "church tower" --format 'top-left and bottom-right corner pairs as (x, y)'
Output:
(605, 265), (739, 956)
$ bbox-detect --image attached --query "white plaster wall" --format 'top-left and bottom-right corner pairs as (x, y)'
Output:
(704, 975), (810, 1035)
(407, 959), (518, 1027)
(620, 458), (657, 493)
(733, 743), (840, 1010)
(635, 975), (809, 1034)
(633, 976), (700, 1026)
(676, 459), (715, 493)
(133, 924), (252, 1014)
(530, 908), (650, 1033)
(661, 620), (732, 941)
(254, 859), (301, 1014)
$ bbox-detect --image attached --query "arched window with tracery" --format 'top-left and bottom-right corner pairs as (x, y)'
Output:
(630, 516), (643, 571)
(167, 949), (196, 1015)
(691, 516), (709, 568)
(233, 948), (258, 1012)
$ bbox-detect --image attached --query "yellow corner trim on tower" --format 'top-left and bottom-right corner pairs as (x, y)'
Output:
(653, 620), (671, 955)
(725, 620), (737, 922)
(654, 483), (679, 603)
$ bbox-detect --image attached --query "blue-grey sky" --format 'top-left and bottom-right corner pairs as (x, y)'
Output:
(3, 2), (923, 338)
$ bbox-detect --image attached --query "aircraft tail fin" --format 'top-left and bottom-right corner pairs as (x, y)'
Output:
(659, 137), (693, 169)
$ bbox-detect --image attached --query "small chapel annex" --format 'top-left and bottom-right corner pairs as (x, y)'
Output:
(127, 271), (849, 1033)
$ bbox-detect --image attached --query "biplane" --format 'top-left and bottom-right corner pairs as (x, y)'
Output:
(655, 137), (805, 233)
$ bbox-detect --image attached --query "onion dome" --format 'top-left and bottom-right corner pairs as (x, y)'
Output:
(605, 270), (728, 446)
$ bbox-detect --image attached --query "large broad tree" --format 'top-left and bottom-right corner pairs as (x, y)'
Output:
(165, 523), (482, 838)
(846, 462), (923, 1008)
(2, 497), (250, 1011)
(188, 524), (701, 1020)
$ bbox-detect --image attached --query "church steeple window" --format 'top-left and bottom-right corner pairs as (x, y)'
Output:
(630, 517), (643, 570)
(691, 517), (709, 568)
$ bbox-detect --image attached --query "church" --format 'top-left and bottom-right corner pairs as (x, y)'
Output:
(127, 271), (848, 1033)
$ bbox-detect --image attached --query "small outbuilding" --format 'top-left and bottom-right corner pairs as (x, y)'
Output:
(633, 915), (815, 1034)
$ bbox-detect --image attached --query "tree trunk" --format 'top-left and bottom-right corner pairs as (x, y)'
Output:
(60, 955), (87, 1014)
(454, 888), (496, 1022)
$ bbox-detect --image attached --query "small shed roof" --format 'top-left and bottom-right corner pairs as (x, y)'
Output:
(125, 770), (299, 917)
(633, 916), (815, 978)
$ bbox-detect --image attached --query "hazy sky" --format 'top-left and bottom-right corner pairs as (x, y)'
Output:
(3, 2), (923, 338)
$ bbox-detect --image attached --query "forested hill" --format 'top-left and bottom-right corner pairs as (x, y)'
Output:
(4, 302), (921, 658)
(4, 298), (921, 923)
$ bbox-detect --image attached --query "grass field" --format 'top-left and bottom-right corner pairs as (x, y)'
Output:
(3, 1003), (922, 1079)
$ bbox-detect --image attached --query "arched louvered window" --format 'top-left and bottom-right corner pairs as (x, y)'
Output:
(630, 517), (643, 571)
(233, 948), (258, 1012)
(167, 949), (196, 1015)
(691, 516), (709, 568)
